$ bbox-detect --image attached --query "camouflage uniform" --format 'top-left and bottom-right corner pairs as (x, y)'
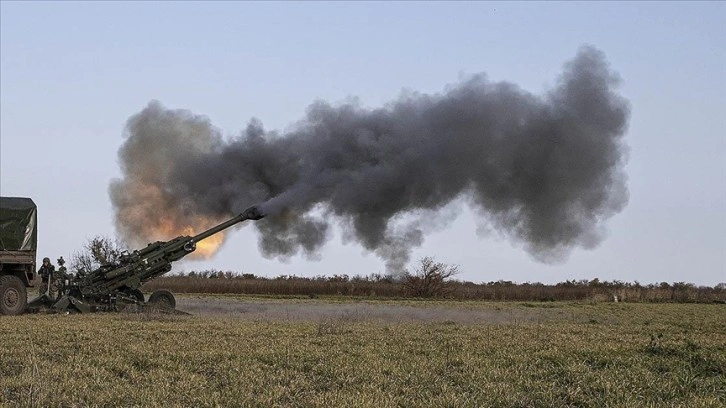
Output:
(51, 268), (67, 301)
(37, 257), (55, 297)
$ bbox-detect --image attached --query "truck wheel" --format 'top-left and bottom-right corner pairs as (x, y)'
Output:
(148, 289), (176, 309)
(0, 275), (28, 316)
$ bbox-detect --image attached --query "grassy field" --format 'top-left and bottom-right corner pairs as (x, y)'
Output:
(1, 300), (724, 407)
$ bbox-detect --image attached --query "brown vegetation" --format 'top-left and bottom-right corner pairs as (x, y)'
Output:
(402, 256), (458, 297)
(142, 271), (725, 303)
(70, 235), (124, 273)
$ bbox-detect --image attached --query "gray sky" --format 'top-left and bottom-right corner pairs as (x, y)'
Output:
(1, 2), (724, 285)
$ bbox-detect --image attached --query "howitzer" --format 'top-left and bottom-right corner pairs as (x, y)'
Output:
(28, 206), (264, 313)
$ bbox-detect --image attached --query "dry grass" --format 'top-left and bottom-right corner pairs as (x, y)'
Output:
(1, 301), (724, 407)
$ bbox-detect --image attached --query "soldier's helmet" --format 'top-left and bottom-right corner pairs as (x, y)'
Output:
(43, 257), (50, 263)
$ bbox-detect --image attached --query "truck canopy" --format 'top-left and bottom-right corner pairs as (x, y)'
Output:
(0, 197), (38, 251)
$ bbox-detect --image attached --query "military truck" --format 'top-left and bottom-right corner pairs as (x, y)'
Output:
(0, 197), (38, 315)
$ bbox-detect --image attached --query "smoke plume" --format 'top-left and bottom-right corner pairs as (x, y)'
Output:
(110, 46), (630, 270)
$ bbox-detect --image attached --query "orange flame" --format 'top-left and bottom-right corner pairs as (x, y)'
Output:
(194, 232), (225, 259)
(114, 183), (230, 259)
(144, 217), (227, 260)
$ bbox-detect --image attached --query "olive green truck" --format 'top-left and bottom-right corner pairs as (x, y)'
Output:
(0, 197), (38, 315)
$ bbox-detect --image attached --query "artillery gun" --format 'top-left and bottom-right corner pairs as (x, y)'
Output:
(28, 206), (264, 313)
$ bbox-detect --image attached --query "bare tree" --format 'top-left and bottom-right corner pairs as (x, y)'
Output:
(71, 236), (125, 273)
(403, 257), (459, 298)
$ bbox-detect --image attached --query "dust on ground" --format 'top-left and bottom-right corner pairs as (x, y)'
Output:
(24, 289), (593, 324)
(176, 296), (581, 324)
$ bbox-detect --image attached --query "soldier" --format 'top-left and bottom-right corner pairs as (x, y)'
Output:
(37, 257), (55, 296)
(52, 257), (69, 301)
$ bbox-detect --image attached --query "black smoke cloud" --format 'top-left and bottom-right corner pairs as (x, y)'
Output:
(110, 46), (630, 271)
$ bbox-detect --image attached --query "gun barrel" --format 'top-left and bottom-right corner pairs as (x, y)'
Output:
(191, 206), (264, 243)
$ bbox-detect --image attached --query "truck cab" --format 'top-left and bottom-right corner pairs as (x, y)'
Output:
(0, 197), (38, 315)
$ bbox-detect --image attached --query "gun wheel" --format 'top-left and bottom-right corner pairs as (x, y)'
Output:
(125, 289), (145, 303)
(148, 289), (176, 309)
(0, 275), (28, 316)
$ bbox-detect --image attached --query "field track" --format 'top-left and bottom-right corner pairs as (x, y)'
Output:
(177, 295), (601, 324)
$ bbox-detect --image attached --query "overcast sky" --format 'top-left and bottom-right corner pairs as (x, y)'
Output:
(1, 2), (724, 285)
